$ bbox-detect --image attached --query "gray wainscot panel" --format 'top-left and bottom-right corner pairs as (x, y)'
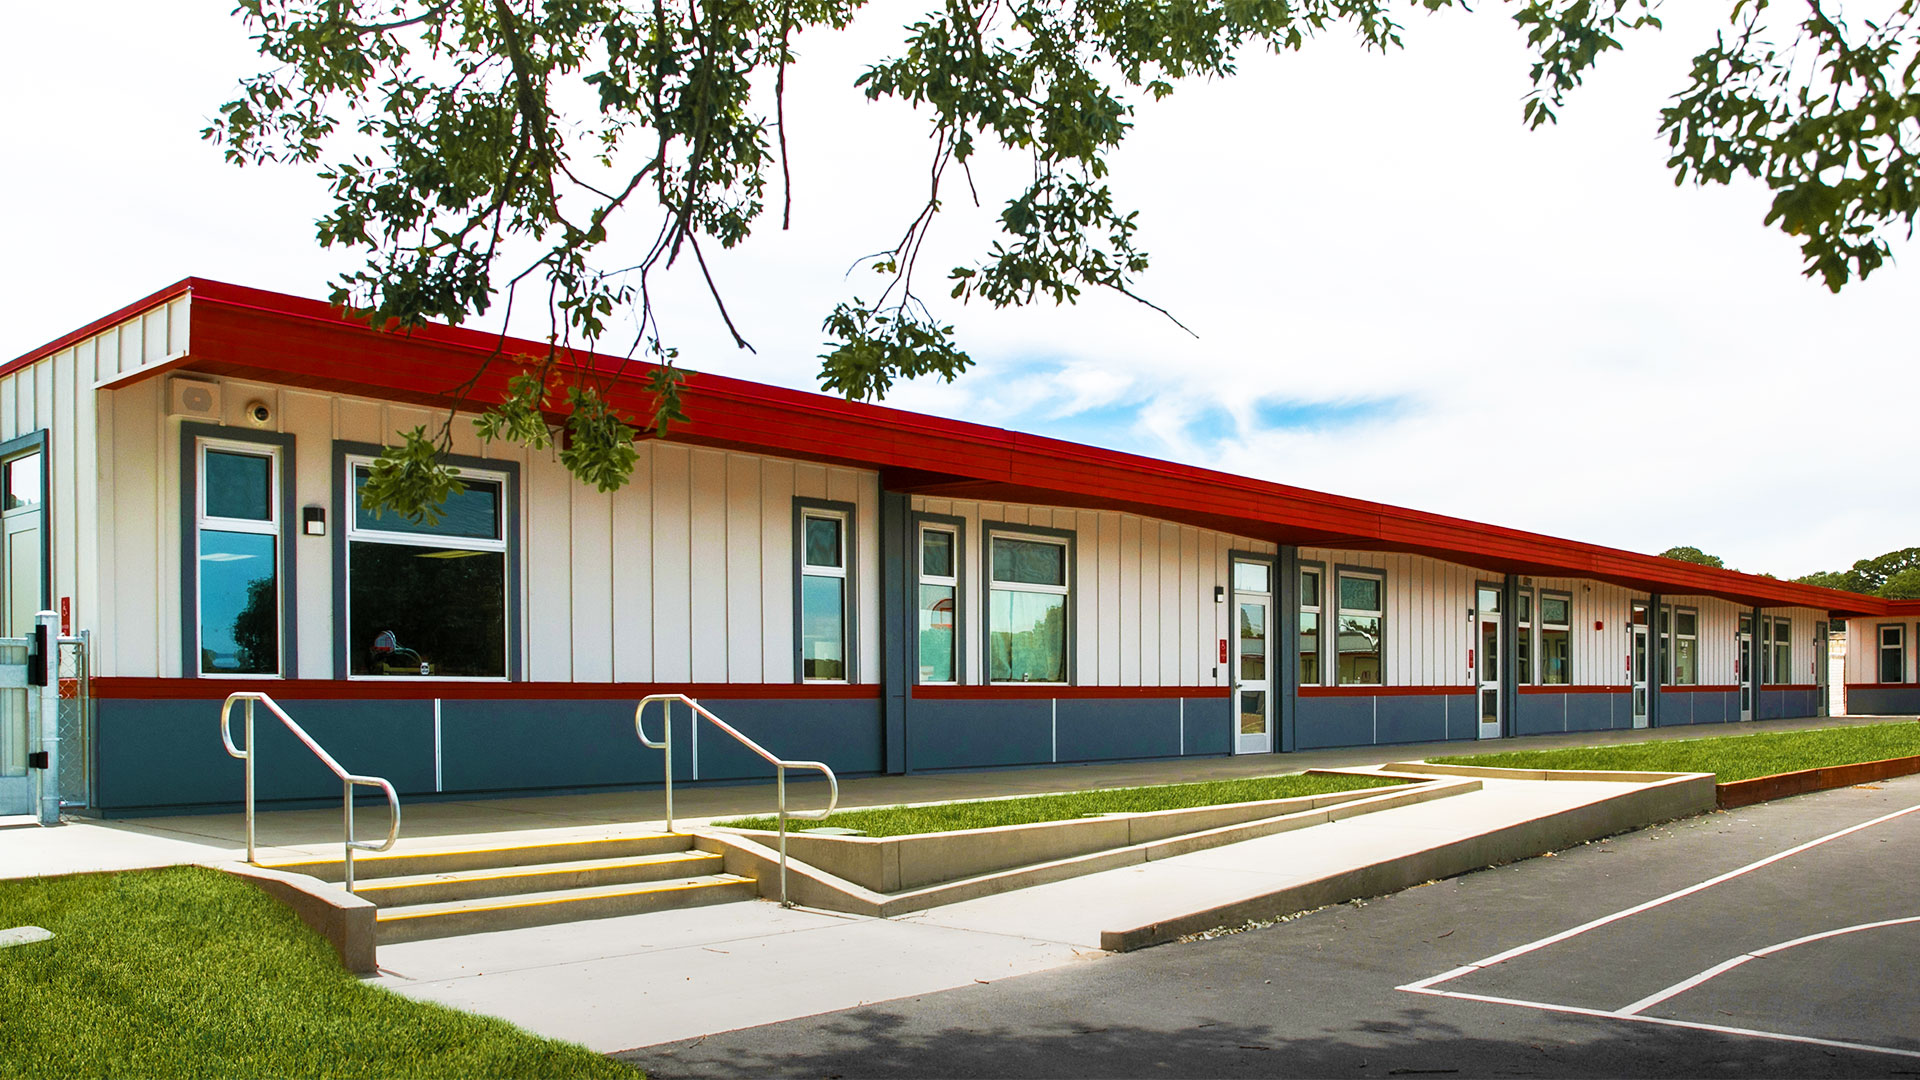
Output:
(905, 697), (1053, 771)
(1054, 698), (1182, 764)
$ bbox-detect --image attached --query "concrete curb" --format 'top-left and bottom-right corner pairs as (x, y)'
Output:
(696, 776), (1481, 917)
(1097, 771), (1716, 952)
(1717, 754), (1920, 808)
(213, 862), (377, 974)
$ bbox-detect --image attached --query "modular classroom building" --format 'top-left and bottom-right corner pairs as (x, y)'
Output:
(0, 279), (1902, 817)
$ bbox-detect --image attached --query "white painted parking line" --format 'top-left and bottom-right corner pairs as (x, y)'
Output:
(1616, 914), (1920, 1016)
(1394, 799), (1920, 1060)
(1399, 799), (1920, 993)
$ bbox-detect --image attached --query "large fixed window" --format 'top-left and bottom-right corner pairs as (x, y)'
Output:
(1514, 591), (1533, 685)
(917, 523), (959, 683)
(1298, 564), (1323, 686)
(799, 507), (850, 681)
(196, 439), (283, 676)
(1880, 625), (1906, 684)
(1672, 607), (1699, 686)
(347, 459), (509, 679)
(1540, 593), (1571, 685)
(987, 531), (1070, 683)
(1335, 569), (1383, 686)
(1769, 616), (1793, 684)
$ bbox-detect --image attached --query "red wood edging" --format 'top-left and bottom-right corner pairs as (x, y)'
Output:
(1715, 754), (1920, 809)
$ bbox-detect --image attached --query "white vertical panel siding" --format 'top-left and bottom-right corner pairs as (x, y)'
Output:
(649, 442), (693, 682)
(1522, 576), (1635, 687)
(610, 442), (654, 682)
(1845, 617), (1905, 684)
(1301, 548), (1489, 687)
(759, 457), (794, 684)
(1761, 606), (1830, 685)
(687, 449), (730, 683)
(725, 453), (764, 683)
(86, 293), (190, 386)
(907, 496), (1270, 687)
(569, 467), (615, 684)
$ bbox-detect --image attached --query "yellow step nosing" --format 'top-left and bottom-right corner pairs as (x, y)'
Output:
(354, 852), (719, 893)
(374, 876), (751, 921)
(258, 833), (684, 871)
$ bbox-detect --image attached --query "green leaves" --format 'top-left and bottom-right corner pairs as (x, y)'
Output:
(819, 302), (973, 400)
(358, 427), (468, 526)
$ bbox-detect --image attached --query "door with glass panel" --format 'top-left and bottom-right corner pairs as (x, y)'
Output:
(1630, 603), (1650, 729)
(1476, 586), (1501, 739)
(1814, 621), (1829, 716)
(0, 448), (41, 815)
(1234, 560), (1272, 754)
(1738, 614), (1754, 722)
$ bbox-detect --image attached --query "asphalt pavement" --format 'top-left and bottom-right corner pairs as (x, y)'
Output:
(626, 773), (1920, 1078)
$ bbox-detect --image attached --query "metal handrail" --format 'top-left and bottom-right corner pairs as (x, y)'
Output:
(635, 693), (838, 907)
(220, 692), (400, 892)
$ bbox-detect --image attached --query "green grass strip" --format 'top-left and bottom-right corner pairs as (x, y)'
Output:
(1431, 720), (1920, 784)
(0, 866), (636, 1080)
(715, 772), (1406, 837)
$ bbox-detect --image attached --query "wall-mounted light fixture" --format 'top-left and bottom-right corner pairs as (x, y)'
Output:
(1214, 586), (1225, 604)
(303, 506), (327, 536)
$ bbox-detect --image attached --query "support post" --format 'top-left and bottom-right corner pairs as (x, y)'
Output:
(34, 610), (59, 826)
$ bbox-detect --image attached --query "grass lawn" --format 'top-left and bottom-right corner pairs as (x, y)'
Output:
(0, 866), (635, 1079)
(1432, 720), (1920, 784)
(714, 771), (1406, 837)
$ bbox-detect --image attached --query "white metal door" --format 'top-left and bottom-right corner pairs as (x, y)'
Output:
(1738, 618), (1754, 722)
(1631, 603), (1650, 729)
(1235, 592), (1272, 754)
(0, 637), (33, 815)
(1477, 586), (1502, 739)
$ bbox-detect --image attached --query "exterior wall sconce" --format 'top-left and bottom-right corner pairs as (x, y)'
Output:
(1214, 586), (1225, 604)
(303, 506), (327, 536)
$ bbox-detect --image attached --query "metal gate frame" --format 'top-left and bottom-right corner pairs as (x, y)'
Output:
(56, 630), (90, 809)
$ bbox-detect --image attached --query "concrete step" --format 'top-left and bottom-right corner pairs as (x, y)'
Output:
(264, 832), (692, 883)
(351, 850), (727, 908)
(374, 874), (759, 943)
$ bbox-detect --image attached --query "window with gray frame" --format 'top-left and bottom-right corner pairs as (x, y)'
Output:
(347, 458), (509, 679)
(1540, 593), (1571, 685)
(1672, 607), (1699, 686)
(1769, 616), (1793, 684)
(988, 532), (1069, 683)
(1880, 624), (1905, 684)
(197, 439), (282, 676)
(1335, 570), (1383, 686)
(918, 524), (958, 683)
(1515, 590), (1533, 684)
(1299, 566), (1322, 686)
(800, 508), (850, 681)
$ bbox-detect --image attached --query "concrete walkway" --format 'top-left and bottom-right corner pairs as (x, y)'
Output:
(1, 712), (1903, 1054)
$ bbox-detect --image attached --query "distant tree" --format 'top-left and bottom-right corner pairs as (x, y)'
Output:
(1882, 566), (1920, 599)
(1660, 545), (1726, 568)
(1794, 547), (1920, 596)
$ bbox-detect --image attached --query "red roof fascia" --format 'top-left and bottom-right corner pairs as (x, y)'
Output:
(80, 277), (1891, 618)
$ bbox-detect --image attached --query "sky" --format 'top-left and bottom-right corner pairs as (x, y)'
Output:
(2, 2), (1914, 580)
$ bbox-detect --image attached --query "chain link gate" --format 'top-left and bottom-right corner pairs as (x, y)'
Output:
(56, 630), (90, 809)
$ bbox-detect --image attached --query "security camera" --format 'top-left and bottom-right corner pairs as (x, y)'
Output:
(244, 400), (273, 427)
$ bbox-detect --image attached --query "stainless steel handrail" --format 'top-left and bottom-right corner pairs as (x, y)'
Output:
(635, 693), (838, 907)
(219, 692), (401, 893)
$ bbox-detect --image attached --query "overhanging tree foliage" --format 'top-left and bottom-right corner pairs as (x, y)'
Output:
(1796, 546), (1920, 596)
(207, 0), (1920, 516)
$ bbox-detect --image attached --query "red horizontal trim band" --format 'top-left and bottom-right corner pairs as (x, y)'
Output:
(1297, 685), (1470, 698)
(1844, 683), (1914, 691)
(1518, 685), (1628, 695)
(1660, 684), (1740, 694)
(1758, 683), (1819, 692)
(911, 685), (1230, 700)
(92, 678), (880, 701)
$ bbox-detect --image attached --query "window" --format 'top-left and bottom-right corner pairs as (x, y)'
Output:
(1299, 566), (1323, 686)
(1770, 616), (1793, 684)
(1672, 607), (1698, 686)
(1515, 591), (1533, 685)
(197, 441), (282, 676)
(918, 524), (958, 683)
(1880, 625), (1906, 684)
(1540, 593), (1571, 685)
(988, 532), (1069, 683)
(347, 459), (509, 679)
(1335, 570), (1383, 686)
(799, 508), (849, 681)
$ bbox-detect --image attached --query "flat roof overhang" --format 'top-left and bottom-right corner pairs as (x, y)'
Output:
(16, 277), (1886, 619)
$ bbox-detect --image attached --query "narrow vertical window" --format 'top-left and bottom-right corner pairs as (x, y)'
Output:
(1540, 594), (1571, 685)
(1880, 625), (1905, 684)
(1514, 591), (1533, 685)
(347, 459), (509, 679)
(1673, 608), (1698, 686)
(800, 510), (849, 681)
(1298, 567), (1322, 686)
(1335, 570), (1383, 686)
(1659, 605), (1672, 682)
(988, 533), (1069, 683)
(918, 525), (958, 683)
(1771, 616), (1793, 684)
(198, 442), (281, 676)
